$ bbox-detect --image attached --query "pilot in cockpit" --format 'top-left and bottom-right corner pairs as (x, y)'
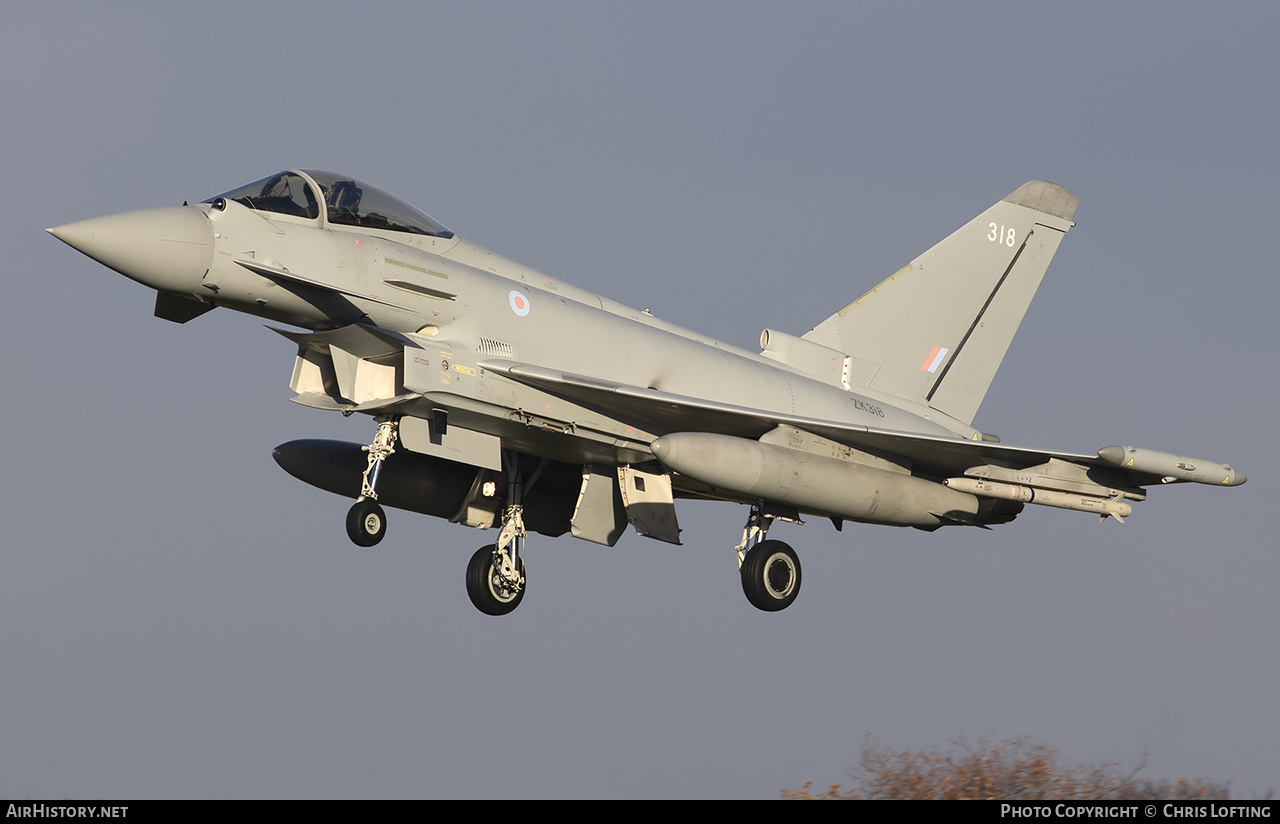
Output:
(326, 180), (364, 221)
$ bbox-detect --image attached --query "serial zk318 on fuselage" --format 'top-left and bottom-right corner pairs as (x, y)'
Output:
(48, 170), (1246, 615)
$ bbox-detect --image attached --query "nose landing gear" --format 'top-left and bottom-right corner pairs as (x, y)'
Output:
(346, 416), (398, 547)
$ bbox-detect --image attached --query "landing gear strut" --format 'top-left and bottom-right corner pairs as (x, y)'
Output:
(736, 502), (802, 612)
(346, 416), (398, 547)
(464, 452), (542, 615)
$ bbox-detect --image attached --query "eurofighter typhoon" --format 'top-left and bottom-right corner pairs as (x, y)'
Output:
(48, 172), (1245, 615)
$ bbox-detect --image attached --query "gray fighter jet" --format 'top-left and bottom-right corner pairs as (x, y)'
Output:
(48, 171), (1245, 615)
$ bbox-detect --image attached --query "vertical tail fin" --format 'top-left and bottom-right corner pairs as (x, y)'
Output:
(802, 181), (1079, 425)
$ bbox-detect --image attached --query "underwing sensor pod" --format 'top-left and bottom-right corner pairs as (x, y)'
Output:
(48, 171), (1245, 615)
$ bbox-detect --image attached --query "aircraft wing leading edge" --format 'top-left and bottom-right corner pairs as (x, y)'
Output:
(483, 360), (1245, 493)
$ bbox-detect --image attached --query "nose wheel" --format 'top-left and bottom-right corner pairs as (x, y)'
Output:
(347, 498), (387, 547)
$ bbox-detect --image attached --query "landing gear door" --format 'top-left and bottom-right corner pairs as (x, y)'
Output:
(571, 465), (628, 547)
(400, 416), (501, 471)
(618, 466), (682, 545)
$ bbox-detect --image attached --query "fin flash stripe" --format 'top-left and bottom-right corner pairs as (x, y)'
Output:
(921, 346), (948, 373)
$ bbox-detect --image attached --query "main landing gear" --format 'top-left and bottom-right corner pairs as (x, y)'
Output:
(736, 502), (803, 612)
(339, 421), (804, 615)
(466, 544), (525, 615)
(341, 415), (539, 615)
(465, 452), (539, 615)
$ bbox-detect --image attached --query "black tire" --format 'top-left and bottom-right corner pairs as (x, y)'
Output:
(346, 499), (387, 547)
(740, 540), (801, 612)
(466, 544), (525, 615)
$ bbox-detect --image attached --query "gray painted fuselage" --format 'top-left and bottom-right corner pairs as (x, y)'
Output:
(48, 170), (1245, 553)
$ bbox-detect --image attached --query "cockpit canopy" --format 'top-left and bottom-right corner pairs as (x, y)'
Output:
(204, 170), (454, 238)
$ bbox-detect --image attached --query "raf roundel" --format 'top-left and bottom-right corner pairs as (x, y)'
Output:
(509, 290), (531, 317)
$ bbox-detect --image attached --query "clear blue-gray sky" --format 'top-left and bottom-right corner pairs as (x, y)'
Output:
(2, 1), (1275, 799)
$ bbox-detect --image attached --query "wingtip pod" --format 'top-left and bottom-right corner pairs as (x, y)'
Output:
(1004, 180), (1079, 222)
(1097, 445), (1246, 486)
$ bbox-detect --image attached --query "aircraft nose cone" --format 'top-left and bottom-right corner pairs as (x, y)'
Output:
(48, 206), (214, 293)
